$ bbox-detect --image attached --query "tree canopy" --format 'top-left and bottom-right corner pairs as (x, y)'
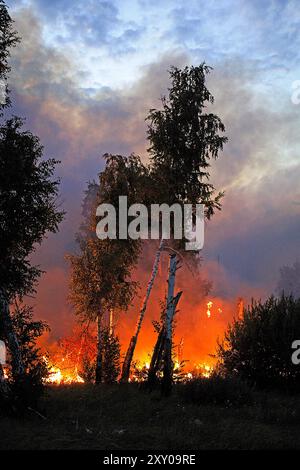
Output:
(0, 117), (64, 299)
(68, 154), (150, 322)
(0, 0), (19, 111)
(147, 64), (227, 217)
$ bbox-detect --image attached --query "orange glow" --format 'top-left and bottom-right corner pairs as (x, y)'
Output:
(38, 248), (260, 384)
(44, 356), (84, 385)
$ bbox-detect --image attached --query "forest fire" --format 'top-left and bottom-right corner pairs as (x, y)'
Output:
(35, 244), (246, 386)
(43, 358), (214, 385)
(40, 293), (235, 385)
(43, 356), (85, 385)
(46, 365), (84, 385)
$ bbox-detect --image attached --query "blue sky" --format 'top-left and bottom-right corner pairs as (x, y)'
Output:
(9, 0), (300, 89)
(4, 0), (300, 332)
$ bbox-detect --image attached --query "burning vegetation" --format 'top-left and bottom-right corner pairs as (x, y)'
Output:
(40, 290), (239, 385)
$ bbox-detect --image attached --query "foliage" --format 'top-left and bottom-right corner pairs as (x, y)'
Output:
(10, 302), (49, 375)
(80, 355), (95, 383)
(146, 64), (227, 272)
(2, 302), (49, 410)
(0, 0), (20, 111)
(0, 117), (64, 299)
(0, 2), (64, 411)
(79, 328), (121, 384)
(100, 328), (121, 384)
(0, 3), (63, 299)
(216, 295), (300, 391)
(68, 154), (149, 322)
(147, 64), (227, 214)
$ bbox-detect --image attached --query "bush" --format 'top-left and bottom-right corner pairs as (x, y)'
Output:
(1, 302), (49, 413)
(80, 355), (95, 383)
(178, 374), (254, 406)
(216, 295), (300, 391)
(101, 328), (121, 384)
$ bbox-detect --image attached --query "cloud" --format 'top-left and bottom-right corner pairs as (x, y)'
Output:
(169, 0), (300, 74)
(4, 3), (300, 339)
(30, 0), (145, 56)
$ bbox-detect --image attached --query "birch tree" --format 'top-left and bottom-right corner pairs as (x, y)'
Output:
(149, 65), (227, 390)
(68, 154), (148, 383)
(121, 64), (227, 383)
(120, 238), (165, 382)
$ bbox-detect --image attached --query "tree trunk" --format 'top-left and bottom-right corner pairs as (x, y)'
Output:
(147, 326), (166, 389)
(120, 238), (165, 382)
(95, 314), (102, 384)
(161, 254), (177, 396)
(0, 363), (9, 397)
(109, 309), (114, 337)
(0, 363), (5, 382)
(0, 289), (24, 379)
(148, 292), (182, 392)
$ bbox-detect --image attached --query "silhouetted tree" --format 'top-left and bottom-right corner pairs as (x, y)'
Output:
(68, 154), (147, 383)
(0, 2), (64, 393)
(122, 64), (227, 386)
(0, 118), (64, 381)
(8, 303), (49, 410)
(101, 328), (121, 384)
(0, 0), (19, 111)
(0, 1), (19, 393)
(148, 64), (227, 213)
(216, 295), (300, 391)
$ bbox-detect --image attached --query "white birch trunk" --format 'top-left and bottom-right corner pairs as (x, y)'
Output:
(121, 238), (165, 382)
(165, 254), (177, 341)
(0, 289), (24, 379)
(162, 254), (178, 395)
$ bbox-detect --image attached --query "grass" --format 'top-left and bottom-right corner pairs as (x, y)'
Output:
(0, 383), (300, 450)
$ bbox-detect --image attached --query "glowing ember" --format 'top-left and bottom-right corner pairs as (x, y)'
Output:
(206, 301), (213, 318)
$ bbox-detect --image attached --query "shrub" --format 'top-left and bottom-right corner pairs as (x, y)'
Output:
(101, 328), (121, 384)
(1, 303), (49, 413)
(216, 295), (300, 391)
